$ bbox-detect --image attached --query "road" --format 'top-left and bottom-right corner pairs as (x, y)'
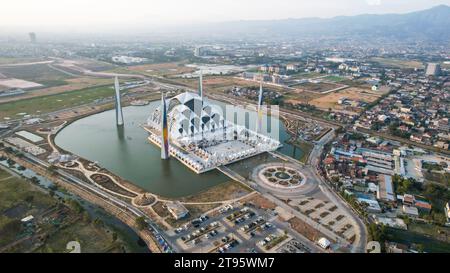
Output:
(307, 128), (368, 253)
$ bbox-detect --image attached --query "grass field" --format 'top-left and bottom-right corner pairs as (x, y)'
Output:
(0, 169), (55, 215)
(323, 75), (346, 82)
(0, 57), (45, 65)
(0, 168), (56, 246)
(33, 220), (124, 253)
(0, 85), (116, 119)
(0, 77), (119, 104)
(0, 64), (74, 87)
(290, 72), (321, 80)
(0, 167), (138, 253)
(371, 57), (425, 69)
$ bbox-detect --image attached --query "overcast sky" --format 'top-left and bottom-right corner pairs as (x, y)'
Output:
(1, 0), (449, 29)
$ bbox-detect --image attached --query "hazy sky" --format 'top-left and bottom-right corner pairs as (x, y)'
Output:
(1, 0), (449, 28)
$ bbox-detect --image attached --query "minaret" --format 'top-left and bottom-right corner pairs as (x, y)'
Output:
(256, 77), (264, 133)
(198, 71), (205, 139)
(114, 76), (124, 126)
(198, 70), (203, 100)
(161, 92), (169, 160)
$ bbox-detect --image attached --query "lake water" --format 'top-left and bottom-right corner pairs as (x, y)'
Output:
(55, 99), (303, 198)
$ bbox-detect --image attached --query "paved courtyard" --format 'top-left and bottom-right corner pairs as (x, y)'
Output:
(289, 197), (357, 242)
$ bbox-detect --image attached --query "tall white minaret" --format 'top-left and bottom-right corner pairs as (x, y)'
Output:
(256, 76), (264, 133)
(161, 92), (169, 160)
(114, 76), (124, 126)
(198, 70), (203, 100)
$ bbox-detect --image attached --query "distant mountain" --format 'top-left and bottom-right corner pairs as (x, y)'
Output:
(192, 5), (450, 41)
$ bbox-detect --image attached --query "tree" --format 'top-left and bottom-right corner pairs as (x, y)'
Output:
(6, 158), (15, 167)
(25, 195), (34, 203)
(67, 200), (84, 214)
(135, 216), (148, 231)
(368, 223), (387, 243)
(93, 218), (104, 228)
(431, 212), (447, 226)
(416, 244), (425, 253)
(82, 211), (91, 223)
(47, 165), (57, 175)
(30, 176), (40, 184)
(0, 219), (22, 239)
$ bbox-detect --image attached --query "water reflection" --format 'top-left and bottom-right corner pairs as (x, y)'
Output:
(116, 125), (125, 141)
(55, 101), (304, 197)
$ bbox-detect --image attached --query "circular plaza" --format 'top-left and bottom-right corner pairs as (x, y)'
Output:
(251, 162), (317, 196)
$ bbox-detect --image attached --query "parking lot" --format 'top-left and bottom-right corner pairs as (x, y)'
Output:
(277, 239), (312, 253)
(169, 203), (300, 253)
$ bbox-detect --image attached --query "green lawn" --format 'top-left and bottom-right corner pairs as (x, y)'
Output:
(0, 167), (137, 253)
(0, 85), (115, 119)
(291, 72), (321, 80)
(0, 168), (56, 246)
(0, 57), (44, 65)
(33, 221), (121, 253)
(0, 169), (55, 214)
(0, 64), (74, 87)
(0, 168), (12, 180)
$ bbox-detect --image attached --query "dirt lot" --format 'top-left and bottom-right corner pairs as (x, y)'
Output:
(166, 75), (289, 95)
(291, 82), (344, 93)
(309, 86), (389, 111)
(241, 194), (277, 210)
(176, 180), (253, 203)
(288, 217), (329, 243)
(127, 62), (196, 78)
(284, 90), (327, 104)
(371, 57), (425, 69)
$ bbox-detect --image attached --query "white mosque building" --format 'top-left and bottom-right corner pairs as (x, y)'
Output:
(144, 76), (281, 174)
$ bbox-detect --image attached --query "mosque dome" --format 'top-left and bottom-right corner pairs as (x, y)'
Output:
(148, 92), (225, 139)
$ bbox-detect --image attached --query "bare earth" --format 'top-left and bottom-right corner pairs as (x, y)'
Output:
(309, 87), (389, 111)
(0, 78), (43, 89)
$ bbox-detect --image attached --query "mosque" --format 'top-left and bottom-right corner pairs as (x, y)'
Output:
(143, 73), (281, 173)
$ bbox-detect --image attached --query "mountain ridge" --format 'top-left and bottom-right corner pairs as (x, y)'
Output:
(192, 5), (450, 41)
